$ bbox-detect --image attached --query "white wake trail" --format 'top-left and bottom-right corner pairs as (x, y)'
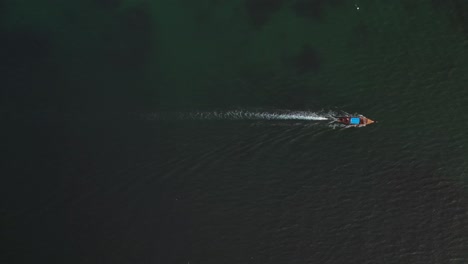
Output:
(143, 110), (334, 121)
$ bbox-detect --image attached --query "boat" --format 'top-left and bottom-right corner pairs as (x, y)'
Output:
(334, 115), (375, 127)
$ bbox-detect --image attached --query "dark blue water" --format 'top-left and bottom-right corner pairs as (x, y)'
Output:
(2, 1), (468, 263)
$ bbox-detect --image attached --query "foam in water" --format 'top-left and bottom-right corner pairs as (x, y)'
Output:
(143, 110), (336, 121)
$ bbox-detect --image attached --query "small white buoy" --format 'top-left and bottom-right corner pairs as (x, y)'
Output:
(355, 4), (360, 10)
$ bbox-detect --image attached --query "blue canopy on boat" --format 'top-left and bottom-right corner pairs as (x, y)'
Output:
(350, 117), (360, 125)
